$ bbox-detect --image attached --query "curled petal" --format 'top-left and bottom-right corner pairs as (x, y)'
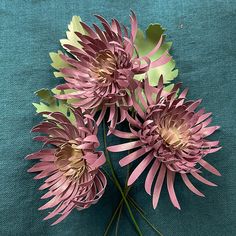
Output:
(27, 111), (107, 224)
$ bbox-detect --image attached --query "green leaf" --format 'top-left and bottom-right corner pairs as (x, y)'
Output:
(60, 15), (85, 49)
(50, 16), (85, 79)
(49, 50), (68, 70)
(134, 24), (178, 86)
(49, 50), (71, 78)
(33, 89), (75, 124)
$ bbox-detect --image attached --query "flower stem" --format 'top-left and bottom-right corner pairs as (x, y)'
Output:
(104, 184), (131, 235)
(104, 197), (123, 236)
(128, 197), (163, 236)
(115, 199), (123, 236)
(127, 196), (145, 215)
(102, 120), (142, 236)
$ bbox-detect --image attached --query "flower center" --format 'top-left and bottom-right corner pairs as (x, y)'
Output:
(55, 142), (87, 179)
(90, 50), (116, 82)
(160, 126), (189, 149)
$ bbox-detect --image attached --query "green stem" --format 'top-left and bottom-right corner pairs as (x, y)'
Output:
(104, 198), (124, 236)
(102, 167), (113, 182)
(115, 201), (123, 236)
(129, 199), (163, 236)
(102, 120), (142, 236)
(128, 196), (145, 215)
(104, 179), (131, 235)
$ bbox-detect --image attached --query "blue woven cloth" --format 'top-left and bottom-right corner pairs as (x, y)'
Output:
(0, 0), (236, 235)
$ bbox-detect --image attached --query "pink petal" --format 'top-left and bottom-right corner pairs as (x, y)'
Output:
(181, 173), (205, 197)
(43, 202), (68, 221)
(96, 106), (107, 126)
(178, 88), (189, 100)
(187, 99), (202, 112)
(119, 147), (151, 167)
(84, 135), (99, 143)
(25, 149), (55, 160)
(202, 126), (220, 137)
(109, 128), (137, 139)
(150, 51), (171, 68)
(152, 164), (166, 209)
(144, 35), (163, 58)
(128, 153), (154, 186)
(197, 112), (212, 124)
(131, 93), (145, 119)
(45, 172), (63, 183)
(145, 159), (160, 195)
(33, 169), (56, 180)
(28, 162), (53, 172)
(202, 140), (219, 148)
(199, 159), (221, 176)
(90, 152), (106, 169)
(107, 140), (143, 152)
(166, 170), (181, 209)
(51, 204), (74, 226)
(191, 172), (217, 186)
(39, 195), (62, 210)
(130, 10), (137, 40)
(204, 146), (222, 154)
(80, 21), (97, 38)
(108, 104), (115, 122)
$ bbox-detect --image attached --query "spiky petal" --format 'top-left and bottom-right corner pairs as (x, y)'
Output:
(108, 76), (221, 209)
(26, 110), (107, 225)
(55, 12), (171, 129)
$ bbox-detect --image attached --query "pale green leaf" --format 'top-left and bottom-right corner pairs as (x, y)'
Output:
(50, 16), (86, 79)
(33, 89), (75, 124)
(134, 24), (178, 86)
(49, 50), (70, 71)
(60, 15), (85, 49)
(53, 71), (65, 78)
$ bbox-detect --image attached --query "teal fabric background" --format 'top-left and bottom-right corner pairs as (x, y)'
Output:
(0, 0), (236, 235)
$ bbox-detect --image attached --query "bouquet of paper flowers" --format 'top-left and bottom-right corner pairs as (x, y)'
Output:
(26, 11), (221, 235)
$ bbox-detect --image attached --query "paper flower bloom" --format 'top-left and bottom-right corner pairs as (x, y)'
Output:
(55, 12), (171, 128)
(108, 77), (221, 209)
(26, 111), (107, 225)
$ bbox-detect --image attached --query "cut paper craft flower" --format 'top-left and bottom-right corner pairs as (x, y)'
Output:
(26, 110), (107, 225)
(27, 12), (222, 235)
(54, 12), (171, 128)
(108, 76), (221, 209)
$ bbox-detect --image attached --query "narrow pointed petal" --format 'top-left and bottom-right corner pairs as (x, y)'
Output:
(167, 170), (181, 209)
(119, 147), (151, 167)
(128, 153), (154, 186)
(181, 173), (205, 197)
(145, 159), (161, 195)
(107, 140), (143, 152)
(199, 159), (221, 176)
(153, 164), (166, 209)
(191, 172), (217, 186)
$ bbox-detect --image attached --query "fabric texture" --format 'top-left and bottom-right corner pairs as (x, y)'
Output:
(0, 0), (235, 235)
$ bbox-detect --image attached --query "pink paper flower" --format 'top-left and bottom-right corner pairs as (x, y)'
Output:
(108, 77), (221, 209)
(26, 110), (107, 225)
(55, 12), (171, 128)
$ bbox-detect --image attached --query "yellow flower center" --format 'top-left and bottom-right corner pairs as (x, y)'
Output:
(160, 126), (189, 149)
(55, 142), (87, 180)
(90, 50), (116, 82)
